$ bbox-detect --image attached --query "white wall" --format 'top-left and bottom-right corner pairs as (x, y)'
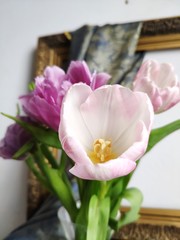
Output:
(0, 0), (180, 238)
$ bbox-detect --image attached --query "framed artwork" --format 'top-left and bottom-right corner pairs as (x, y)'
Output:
(28, 16), (180, 239)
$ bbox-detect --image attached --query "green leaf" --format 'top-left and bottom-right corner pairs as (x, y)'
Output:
(13, 140), (34, 159)
(87, 195), (110, 240)
(110, 197), (122, 220)
(74, 199), (88, 240)
(108, 178), (124, 198)
(28, 81), (35, 91)
(87, 195), (99, 240)
(117, 187), (143, 229)
(1, 113), (61, 148)
(16, 104), (20, 115)
(109, 174), (133, 219)
(98, 197), (110, 240)
(147, 119), (180, 153)
(32, 144), (78, 221)
(45, 167), (78, 219)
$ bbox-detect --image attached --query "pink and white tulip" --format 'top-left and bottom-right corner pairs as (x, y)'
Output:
(59, 83), (154, 181)
(133, 60), (180, 113)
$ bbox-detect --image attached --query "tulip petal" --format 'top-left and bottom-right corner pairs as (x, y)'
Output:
(0, 117), (32, 160)
(133, 60), (180, 113)
(79, 85), (153, 155)
(61, 136), (92, 165)
(91, 72), (111, 90)
(120, 121), (150, 161)
(67, 61), (91, 85)
(60, 83), (94, 150)
(20, 94), (60, 131)
(59, 83), (154, 181)
(44, 66), (66, 87)
(69, 157), (136, 181)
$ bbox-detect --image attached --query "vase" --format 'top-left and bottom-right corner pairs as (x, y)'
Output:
(57, 206), (122, 240)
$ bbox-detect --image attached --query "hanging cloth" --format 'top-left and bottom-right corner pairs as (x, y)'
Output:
(70, 22), (144, 87)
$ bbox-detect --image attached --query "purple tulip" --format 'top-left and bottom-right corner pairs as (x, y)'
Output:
(67, 61), (111, 89)
(0, 117), (32, 160)
(133, 60), (180, 113)
(20, 61), (111, 131)
(20, 66), (70, 131)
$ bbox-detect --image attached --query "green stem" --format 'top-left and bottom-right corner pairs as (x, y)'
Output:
(99, 181), (107, 199)
(58, 153), (75, 200)
(77, 178), (84, 201)
(26, 155), (51, 191)
(54, 175), (78, 221)
(33, 144), (78, 221)
(40, 144), (58, 168)
(58, 150), (67, 175)
(147, 119), (180, 153)
(33, 147), (48, 175)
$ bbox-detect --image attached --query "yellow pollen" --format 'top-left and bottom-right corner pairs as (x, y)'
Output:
(88, 138), (117, 164)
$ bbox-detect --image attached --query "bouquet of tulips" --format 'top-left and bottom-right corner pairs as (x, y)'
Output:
(0, 60), (180, 240)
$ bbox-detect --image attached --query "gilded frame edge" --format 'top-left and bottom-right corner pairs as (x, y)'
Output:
(28, 16), (180, 237)
(137, 16), (180, 51)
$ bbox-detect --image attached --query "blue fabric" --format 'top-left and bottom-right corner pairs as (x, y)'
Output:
(5, 196), (65, 240)
(70, 23), (144, 87)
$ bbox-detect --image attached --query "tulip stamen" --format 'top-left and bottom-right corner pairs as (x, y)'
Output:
(88, 138), (117, 164)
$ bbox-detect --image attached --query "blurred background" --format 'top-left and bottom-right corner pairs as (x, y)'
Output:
(0, 0), (180, 238)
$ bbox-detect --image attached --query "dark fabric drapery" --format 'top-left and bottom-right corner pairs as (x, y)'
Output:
(70, 22), (144, 87)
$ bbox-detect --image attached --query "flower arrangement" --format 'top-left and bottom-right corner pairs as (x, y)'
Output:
(0, 60), (180, 240)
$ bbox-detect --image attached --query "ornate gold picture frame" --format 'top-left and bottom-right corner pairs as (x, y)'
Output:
(29, 16), (180, 239)
(136, 16), (180, 51)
